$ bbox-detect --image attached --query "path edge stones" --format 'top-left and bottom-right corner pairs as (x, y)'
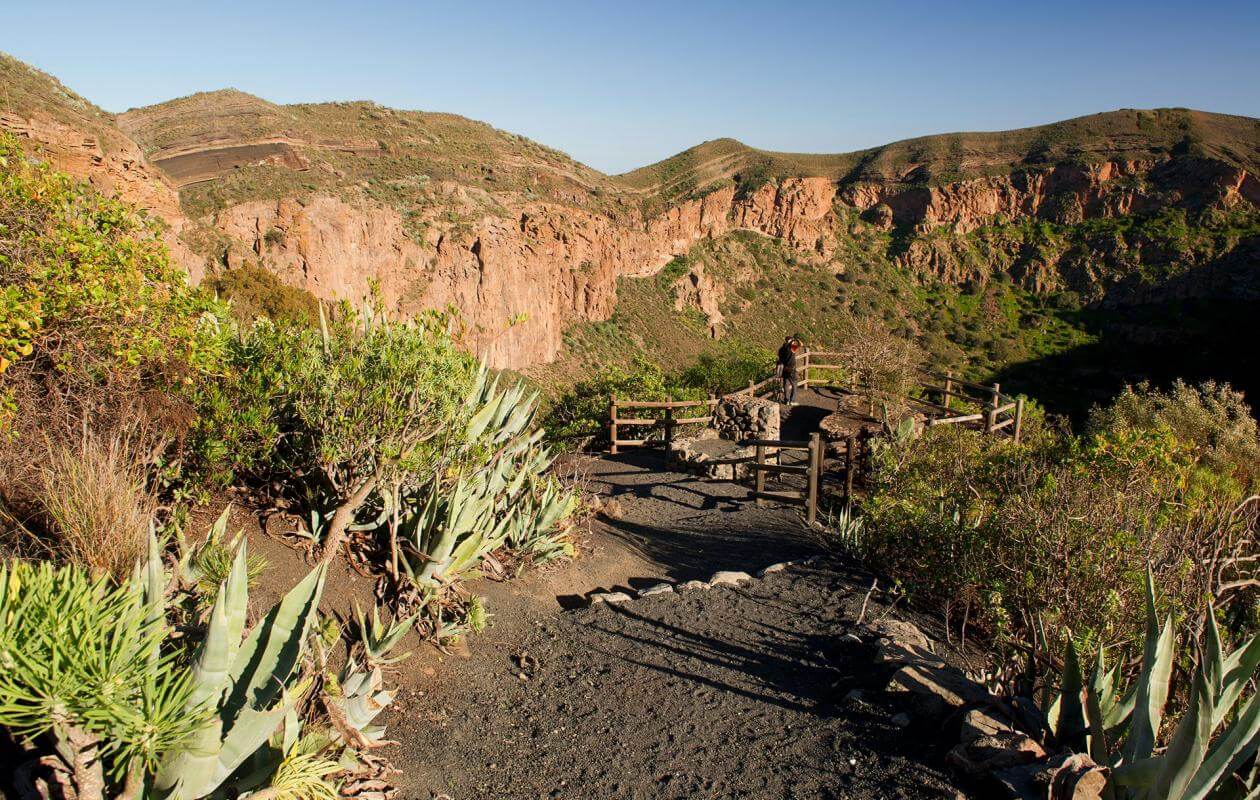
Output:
(582, 555), (824, 607)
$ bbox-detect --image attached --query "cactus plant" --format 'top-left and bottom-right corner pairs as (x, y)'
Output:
(1049, 568), (1260, 799)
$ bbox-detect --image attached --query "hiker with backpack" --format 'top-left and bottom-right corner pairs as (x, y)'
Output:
(776, 335), (803, 406)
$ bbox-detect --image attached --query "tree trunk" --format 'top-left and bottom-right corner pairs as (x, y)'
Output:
(319, 473), (379, 565)
(116, 766), (145, 800)
(64, 726), (105, 800)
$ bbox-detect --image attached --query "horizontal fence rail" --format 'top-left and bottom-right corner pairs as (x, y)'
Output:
(607, 354), (1026, 461)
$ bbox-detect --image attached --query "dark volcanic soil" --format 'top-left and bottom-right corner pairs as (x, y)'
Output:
(393, 561), (963, 799)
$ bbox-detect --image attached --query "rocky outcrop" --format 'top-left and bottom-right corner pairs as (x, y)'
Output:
(211, 150), (1260, 368)
(7, 58), (1256, 371)
(842, 159), (1219, 234)
(732, 177), (838, 255)
(672, 263), (725, 336)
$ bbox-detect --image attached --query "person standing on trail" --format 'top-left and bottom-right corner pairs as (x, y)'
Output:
(776, 335), (803, 406)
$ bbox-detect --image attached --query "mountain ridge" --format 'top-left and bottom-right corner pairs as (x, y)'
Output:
(2, 51), (1257, 382)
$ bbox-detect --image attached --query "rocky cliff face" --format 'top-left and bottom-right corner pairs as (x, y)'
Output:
(4, 53), (1255, 371)
(211, 177), (840, 367)
(208, 155), (1258, 367)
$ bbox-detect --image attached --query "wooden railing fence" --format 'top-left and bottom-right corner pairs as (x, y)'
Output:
(608, 376), (779, 459)
(748, 432), (823, 525)
(607, 354), (1027, 468)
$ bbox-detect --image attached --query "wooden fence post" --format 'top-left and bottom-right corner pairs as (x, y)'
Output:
(984, 407), (997, 434)
(801, 350), (811, 390)
(845, 434), (857, 502)
(943, 370), (953, 411)
(991, 382), (1001, 411)
(754, 444), (766, 507)
(806, 432), (821, 526)
(1014, 397), (1025, 445)
(663, 395), (673, 469)
(609, 396), (618, 455)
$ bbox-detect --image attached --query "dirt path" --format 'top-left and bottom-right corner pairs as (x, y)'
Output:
(393, 562), (962, 799)
(385, 438), (965, 799)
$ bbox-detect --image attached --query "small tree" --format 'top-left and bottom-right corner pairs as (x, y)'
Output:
(835, 315), (923, 407)
(232, 306), (479, 563)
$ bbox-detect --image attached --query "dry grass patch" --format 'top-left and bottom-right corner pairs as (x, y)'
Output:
(36, 431), (157, 578)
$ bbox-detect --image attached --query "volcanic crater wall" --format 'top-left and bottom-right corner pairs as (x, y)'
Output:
(210, 157), (1257, 369)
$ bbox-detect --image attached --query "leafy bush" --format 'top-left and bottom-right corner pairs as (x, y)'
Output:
(1088, 380), (1260, 489)
(862, 388), (1257, 658)
(677, 341), (773, 394)
(208, 263), (319, 326)
(0, 132), (229, 515)
(198, 306), (479, 562)
(542, 355), (705, 443)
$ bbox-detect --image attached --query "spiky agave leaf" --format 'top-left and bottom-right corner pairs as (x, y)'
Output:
(353, 601), (415, 666)
(155, 548), (327, 800)
(1056, 639), (1087, 753)
(1149, 670), (1214, 800)
(331, 661), (395, 746)
(1182, 689), (1260, 800)
(1120, 567), (1176, 766)
(1084, 642), (1113, 764)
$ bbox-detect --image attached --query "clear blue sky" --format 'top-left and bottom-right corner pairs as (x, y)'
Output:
(6, 0), (1258, 174)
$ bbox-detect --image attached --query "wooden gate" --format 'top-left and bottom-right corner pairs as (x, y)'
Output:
(747, 432), (823, 525)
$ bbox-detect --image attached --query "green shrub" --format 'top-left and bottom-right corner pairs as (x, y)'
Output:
(0, 132), (229, 516)
(541, 355), (705, 444)
(0, 135), (226, 389)
(677, 341), (773, 394)
(656, 255), (691, 289)
(862, 388), (1256, 657)
(1088, 380), (1260, 489)
(197, 306), (479, 561)
(208, 263), (319, 326)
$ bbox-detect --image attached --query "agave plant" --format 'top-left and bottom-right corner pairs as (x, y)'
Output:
(399, 473), (513, 587)
(824, 504), (864, 555)
(394, 368), (578, 587)
(352, 601), (416, 666)
(323, 659), (396, 751)
(506, 486), (577, 567)
(1049, 568), (1260, 799)
(153, 541), (328, 800)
